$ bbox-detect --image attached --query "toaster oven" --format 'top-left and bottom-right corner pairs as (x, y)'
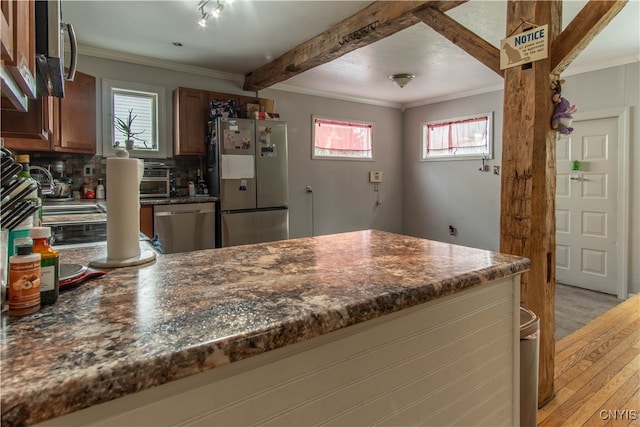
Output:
(140, 164), (171, 198)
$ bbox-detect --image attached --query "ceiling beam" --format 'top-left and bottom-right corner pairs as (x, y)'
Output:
(551, 0), (628, 75)
(243, 1), (468, 92)
(412, 6), (504, 77)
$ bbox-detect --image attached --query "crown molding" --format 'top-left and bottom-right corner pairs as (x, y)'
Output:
(77, 44), (402, 109)
(77, 45), (243, 82)
(403, 56), (640, 109)
(563, 55), (639, 77)
(77, 44), (639, 112)
(270, 83), (402, 109)
(403, 84), (505, 109)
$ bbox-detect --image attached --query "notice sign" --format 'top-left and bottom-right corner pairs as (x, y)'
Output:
(500, 24), (548, 70)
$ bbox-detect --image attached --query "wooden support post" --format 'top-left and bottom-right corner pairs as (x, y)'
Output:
(500, 0), (561, 407)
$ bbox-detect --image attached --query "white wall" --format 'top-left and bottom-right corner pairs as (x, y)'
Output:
(402, 63), (639, 294)
(402, 91), (504, 252)
(77, 55), (404, 240)
(260, 89), (403, 238)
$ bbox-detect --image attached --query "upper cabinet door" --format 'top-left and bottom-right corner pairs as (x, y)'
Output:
(1, 0), (36, 110)
(1, 0), (15, 63)
(173, 87), (206, 156)
(0, 95), (56, 151)
(55, 71), (96, 154)
(2, 70), (96, 154)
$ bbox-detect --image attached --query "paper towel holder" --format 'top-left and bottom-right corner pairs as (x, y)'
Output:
(89, 247), (156, 268)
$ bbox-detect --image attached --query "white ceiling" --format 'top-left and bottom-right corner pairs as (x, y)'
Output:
(62, 0), (640, 108)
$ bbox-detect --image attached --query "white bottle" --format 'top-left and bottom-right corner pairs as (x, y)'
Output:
(96, 178), (105, 200)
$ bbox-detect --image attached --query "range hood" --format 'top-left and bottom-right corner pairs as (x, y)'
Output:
(35, 0), (77, 98)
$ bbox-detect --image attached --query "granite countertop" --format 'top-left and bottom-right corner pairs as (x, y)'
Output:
(0, 230), (530, 426)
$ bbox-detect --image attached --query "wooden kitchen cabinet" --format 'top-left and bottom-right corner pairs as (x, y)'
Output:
(173, 87), (277, 156)
(2, 71), (96, 154)
(1, 0), (36, 111)
(0, 95), (57, 150)
(54, 71), (96, 153)
(173, 87), (207, 156)
(1, 0), (16, 63)
(140, 205), (154, 238)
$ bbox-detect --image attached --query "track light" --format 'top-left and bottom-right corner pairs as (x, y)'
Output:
(197, 0), (226, 26)
(197, 1), (210, 27)
(198, 12), (209, 27)
(212, 0), (224, 18)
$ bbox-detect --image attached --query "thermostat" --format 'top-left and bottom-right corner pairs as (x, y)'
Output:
(369, 171), (383, 183)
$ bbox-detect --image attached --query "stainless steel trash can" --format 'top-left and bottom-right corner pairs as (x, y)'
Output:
(520, 307), (540, 427)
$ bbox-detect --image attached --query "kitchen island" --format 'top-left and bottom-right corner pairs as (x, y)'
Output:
(1, 230), (530, 426)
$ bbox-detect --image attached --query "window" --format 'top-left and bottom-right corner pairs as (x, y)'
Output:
(102, 79), (167, 158)
(421, 112), (493, 161)
(113, 91), (156, 150)
(312, 116), (374, 160)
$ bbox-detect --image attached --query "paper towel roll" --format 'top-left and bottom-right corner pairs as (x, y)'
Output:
(106, 156), (143, 260)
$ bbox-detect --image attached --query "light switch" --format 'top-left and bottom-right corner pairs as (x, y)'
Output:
(369, 171), (383, 183)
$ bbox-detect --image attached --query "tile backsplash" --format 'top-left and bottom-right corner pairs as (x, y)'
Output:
(26, 152), (204, 198)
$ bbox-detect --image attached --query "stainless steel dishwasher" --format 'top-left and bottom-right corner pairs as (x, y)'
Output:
(153, 202), (216, 254)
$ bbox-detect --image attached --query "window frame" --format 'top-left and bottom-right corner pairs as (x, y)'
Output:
(311, 115), (375, 161)
(102, 79), (168, 159)
(420, 112), (493, 162)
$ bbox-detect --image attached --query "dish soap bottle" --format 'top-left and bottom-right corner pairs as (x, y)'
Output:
(96, 178), (105, 200)
(31, 227), (59, 306)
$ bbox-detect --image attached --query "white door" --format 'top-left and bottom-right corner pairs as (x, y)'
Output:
(555, 117), (618, 295)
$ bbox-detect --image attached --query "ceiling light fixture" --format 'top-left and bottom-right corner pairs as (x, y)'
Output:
(197, 1), (210, 27)
(197, 0), (226, 26)
(389, 73), (415, 88)
(211, 0), (224, 18)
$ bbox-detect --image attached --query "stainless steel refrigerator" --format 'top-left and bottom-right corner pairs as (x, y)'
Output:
(207, 117), (289, 247)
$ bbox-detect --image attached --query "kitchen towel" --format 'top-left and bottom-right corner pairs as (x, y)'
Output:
(105, 152), (143, 260)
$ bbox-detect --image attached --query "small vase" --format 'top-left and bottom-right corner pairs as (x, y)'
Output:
(125, 139), (134, 150)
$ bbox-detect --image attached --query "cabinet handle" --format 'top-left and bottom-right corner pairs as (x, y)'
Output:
(63, 22), (78, 81)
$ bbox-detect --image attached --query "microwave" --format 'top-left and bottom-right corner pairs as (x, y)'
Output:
(140, 165), (171, 198)
(35, 0), (78, 97)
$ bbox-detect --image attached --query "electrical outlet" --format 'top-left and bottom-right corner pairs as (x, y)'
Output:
(83, 165), (94, 177)
(369, 171), (383, 183)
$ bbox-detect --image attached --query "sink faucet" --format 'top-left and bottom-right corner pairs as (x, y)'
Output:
(29, 165), (55, 196)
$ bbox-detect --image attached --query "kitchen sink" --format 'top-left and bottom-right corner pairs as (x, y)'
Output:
(42, 203), (108, 247)
(42, 204), (106, 216)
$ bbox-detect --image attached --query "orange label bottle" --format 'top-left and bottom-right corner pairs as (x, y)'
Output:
(9, 244), (41, 316)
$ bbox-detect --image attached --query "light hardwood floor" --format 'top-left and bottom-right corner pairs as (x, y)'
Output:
(538, 293), (640, 426)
